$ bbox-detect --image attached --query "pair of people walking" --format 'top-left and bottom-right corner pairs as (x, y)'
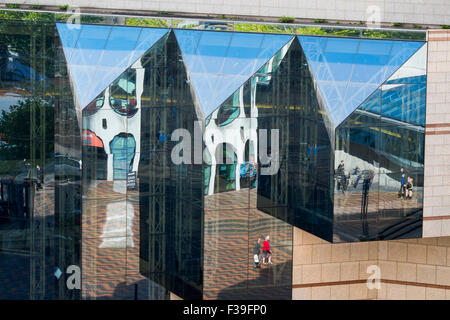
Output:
(398, 168), (414, 200)
(253, 235), (272, 268)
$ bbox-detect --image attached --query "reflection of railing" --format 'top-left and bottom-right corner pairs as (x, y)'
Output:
(376, 208), (422, 240)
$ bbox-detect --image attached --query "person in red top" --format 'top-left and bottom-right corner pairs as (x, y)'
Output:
(262, 235), (272, 265)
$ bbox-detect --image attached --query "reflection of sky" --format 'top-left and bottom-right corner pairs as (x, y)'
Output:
(57, 23), (169, 109)
(0, 94), (22, 113)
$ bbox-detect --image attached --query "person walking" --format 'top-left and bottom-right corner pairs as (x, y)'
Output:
(262, 235), (272, 265)
(253, 237), (263, 268)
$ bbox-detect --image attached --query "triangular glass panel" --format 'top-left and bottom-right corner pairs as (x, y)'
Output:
(175, 29), (293, 116)
(57, 23), (169, 109)
(385, 43), (427, 85)
(381, 43), (427, 126)
(298, 35), (424, 128)
(383, 40), (425, 81)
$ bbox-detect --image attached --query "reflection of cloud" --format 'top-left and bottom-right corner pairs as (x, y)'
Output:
(99, 200), (134, 249)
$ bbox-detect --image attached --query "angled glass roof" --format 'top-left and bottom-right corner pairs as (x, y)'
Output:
(298, 36), (424, 128)
(381, 44), (427, 126)
(56, 23), (169, 109)
(175, 30), (293, 116)
(385, 43), (427, 85)
(343, 43), (427, 127)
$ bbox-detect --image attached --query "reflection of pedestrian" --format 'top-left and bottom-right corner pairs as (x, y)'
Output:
(262, 235), (272, 265)
(253, 237), (263, 268)
(353, 166), (361, 188)
(36, 165), (42, 190)
(336, 160), (346, 193)
(406, 177), (414, 199)
(398, 168), (406, 199)
(361, 170), (374, 238)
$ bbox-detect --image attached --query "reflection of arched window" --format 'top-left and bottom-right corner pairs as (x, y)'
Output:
(215, 104), (240, 127)
(84, 91), (105, 116)
(205, 114), (212, 127)
(214, 143), (237, 193)
(109, 69), (138, 117)
(110, 133), (136, 180)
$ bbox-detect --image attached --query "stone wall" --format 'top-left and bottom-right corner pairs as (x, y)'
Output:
(4, 0), (450, 25)
(423, 29), (450, 238)
(292, 227), (450, 299)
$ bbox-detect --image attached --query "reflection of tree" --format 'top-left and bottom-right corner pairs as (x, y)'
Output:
(0, 97), (54, 164)
(0, 14), (56, 89)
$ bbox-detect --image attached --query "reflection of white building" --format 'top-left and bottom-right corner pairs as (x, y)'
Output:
(203, 46), (288, 195)
(82, 59), (144, 181)
(203, 84), (258, 195)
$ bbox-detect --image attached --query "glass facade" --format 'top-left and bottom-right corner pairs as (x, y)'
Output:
(0, 12), (427, 300)
(333, 44), (426, 242)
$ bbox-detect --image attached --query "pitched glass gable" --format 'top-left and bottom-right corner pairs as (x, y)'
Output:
(381, 44), (427, 126)
(56, 23), (169, 109)
(174, 30), (293, 116)
(347, 43), (427, 126)
(298, 36), (424, 128)
(385, 43), (427, 85)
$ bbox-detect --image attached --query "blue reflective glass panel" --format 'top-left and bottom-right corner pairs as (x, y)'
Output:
(349, 39), (393, 85)
(222, 33), (264, 76)
(177, 30), (291, 116)
(128, 28), (169, 65)
(174, 29), (203, 70)
(69, 65), (97, 104)
(98, 26), (141, 67)
(358, 88), (381, 115)
(299, 35), (424, 128)
(189, 73), (220, 115)
(322, 38), (359, 82)
(56, 23), (82, 63)
(381, 83), (426, 126)
(59, 24), (168, 108)
(384, 41), (424, 80)
(257, 34), (293, 62)
(70, 25), (111, 66)
(385, 43), (427, 85)
(192, 31), (231, 75)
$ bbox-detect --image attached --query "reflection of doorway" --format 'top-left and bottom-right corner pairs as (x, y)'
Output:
(214, 143), (237, 193)
(110, 133), (136, 180)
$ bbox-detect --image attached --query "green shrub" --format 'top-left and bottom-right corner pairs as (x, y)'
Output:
(30, 5), (42, 9)
(126, 17), (168, 27)
(5, 3), (20, 8)
(392, 22), (404, 27)
(58, 4), (69, 10)
(278, 16), (295, 23)
(413, 24), (422, 29)
(313, 18), (327, 23)
(441, 25), (450, 29)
